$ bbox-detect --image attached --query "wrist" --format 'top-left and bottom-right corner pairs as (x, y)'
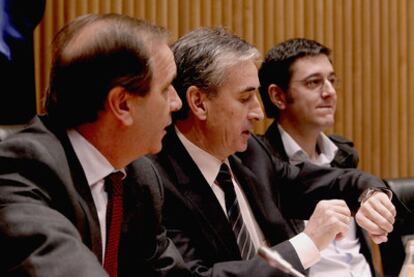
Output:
(358, 187), (393, 203)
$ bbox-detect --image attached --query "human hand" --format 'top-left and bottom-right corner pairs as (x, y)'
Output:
(304, 199), (351, 250)
(355, 191), (396, 244)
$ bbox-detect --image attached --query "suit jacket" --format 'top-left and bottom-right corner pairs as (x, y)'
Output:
(262, 121), (378, 276)
(0, 116), (189, 277)
(150, 127), (388, 277)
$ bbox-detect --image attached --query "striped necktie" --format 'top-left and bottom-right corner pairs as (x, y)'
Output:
(216, 163), (256, 260)
(104, 171), (124, 277)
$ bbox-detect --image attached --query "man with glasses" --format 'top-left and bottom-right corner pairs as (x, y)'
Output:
(257, 38), (392, 276)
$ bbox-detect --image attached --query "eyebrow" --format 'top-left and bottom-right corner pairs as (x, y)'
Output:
(303, 71), (336, 80)
(242, 86), (259, 92)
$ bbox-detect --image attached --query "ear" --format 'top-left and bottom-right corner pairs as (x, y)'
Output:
(187, 85), (208, 120)
(106, 86), (134, 126)
(268, 84), (287, 110)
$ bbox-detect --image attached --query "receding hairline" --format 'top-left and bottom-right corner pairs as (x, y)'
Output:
(61, 16), (169, 62)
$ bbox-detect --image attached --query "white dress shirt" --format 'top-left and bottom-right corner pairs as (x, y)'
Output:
(67, 129), (121, 261)
(176, 128), (320, 268)
(278, 124), (372, 277)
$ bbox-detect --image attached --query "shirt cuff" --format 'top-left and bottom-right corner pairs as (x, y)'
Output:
(289, 232), (321, 269)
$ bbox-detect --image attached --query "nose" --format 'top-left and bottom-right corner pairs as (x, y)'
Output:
(168, 85), (182, 112)
(321, 80), (336, 98)
(248, 94), (265, 121)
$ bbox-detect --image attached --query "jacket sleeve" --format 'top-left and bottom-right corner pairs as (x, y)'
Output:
(0, 162), (108, 277)
(163, 192), (304, 277)
(125, 158), (191, 277)
(239, 135), (387, 219)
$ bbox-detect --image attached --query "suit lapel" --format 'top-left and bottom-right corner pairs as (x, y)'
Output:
(264, 121), (289, 161)
(163, 129), (241, 258)
(43, 117), (103, 261)
(229, 155), (294, 244)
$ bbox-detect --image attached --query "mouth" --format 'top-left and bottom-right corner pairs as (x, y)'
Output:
(316, 105), (334, 111)
(242, 130), (252, 137)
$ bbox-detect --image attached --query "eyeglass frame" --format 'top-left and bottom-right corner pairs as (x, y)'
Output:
(289, 74), (340, 91)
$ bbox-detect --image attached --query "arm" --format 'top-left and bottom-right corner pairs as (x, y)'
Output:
(239, 135), (395, 241)
(0, 172), (107, 276)
(166, 222), (304, 277)
(124, 158), (191, 276)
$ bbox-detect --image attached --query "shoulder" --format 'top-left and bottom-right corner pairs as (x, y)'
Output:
(0, 116), (70, 175)
(127, 156), (164, 201)
(329, 134), (355, 146)
(328, 134), (360, 168)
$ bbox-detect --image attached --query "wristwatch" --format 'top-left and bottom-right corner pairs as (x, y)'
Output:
(358, 187), (393, 203)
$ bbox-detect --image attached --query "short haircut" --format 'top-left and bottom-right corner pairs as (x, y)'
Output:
(171, 27), (260, 120)
(259, 38), (331, 118)
(45, 13), (168, 128)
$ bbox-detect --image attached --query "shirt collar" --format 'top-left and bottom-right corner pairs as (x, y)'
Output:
(278, 124), (338, 166)
(175, 127), (230, 187)
(67, 129), (116, 187)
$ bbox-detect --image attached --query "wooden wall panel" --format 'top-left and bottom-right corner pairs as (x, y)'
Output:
(34, 0), (414, 179)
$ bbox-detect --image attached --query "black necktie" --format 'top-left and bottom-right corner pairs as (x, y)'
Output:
(104, 171), (124, 277)
(216, 163), (256, 260)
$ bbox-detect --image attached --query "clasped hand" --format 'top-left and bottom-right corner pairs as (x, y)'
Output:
(304, 192), (396, 250)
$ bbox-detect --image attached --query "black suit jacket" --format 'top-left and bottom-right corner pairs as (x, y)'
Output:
(262, 121), (379, 276)
(150, 127), (388, 277)
(150, 128), (303, 277)
(262, 122), (405, 276)
(0, 116), (189, 276)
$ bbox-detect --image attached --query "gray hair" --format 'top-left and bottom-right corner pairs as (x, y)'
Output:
(172, 27), (260, 120)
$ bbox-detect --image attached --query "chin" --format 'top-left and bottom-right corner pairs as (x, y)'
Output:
(148, 143), (163, 154)
(236, 143), (248, 153)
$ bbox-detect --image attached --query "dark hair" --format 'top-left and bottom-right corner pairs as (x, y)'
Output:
(171, 27), (260, 121)
(259, 38), (331, 118)
(45, 13), (168, 128)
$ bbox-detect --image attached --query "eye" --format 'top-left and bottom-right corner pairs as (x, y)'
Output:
(304, 77), (324, 90)
(240, 94), (253, 103)
(328, 76), (338, 87)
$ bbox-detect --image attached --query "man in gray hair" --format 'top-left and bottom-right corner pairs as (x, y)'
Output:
(149, 27), (396, 276)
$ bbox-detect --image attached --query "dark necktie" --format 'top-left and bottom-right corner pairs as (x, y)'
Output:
(103, 171), (124, 277)
(216, 163), (256, 260)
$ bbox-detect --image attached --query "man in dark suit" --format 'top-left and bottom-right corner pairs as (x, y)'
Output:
(0, 14), (189, 276)
(256, 38), (407, 277)
(257, 37), (381, 277)
(149, 27), (396, 277)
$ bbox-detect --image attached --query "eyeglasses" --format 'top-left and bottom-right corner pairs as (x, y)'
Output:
(291, 75), (340, 91)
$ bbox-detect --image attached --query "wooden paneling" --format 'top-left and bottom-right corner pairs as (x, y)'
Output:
(34, 0), (414, 178)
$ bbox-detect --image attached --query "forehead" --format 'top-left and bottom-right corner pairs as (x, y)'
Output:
(150, 43), (176, 82)
(219, 60), (259, 92)
(290, 54), (333, 77)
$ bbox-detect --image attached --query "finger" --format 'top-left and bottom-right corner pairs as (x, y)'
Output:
(365, 195), (396, 223)
(370, 234), (388, 244)
(319, 200), (351, 216)
(377, 194), (397, 217)
(361, 202), (394, 232)
(355, 211), (390, 235)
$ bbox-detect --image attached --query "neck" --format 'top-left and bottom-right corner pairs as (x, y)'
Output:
(175, 118), (228, 162)
(278, 120), (322, 160)
(75, 120), (132, 169)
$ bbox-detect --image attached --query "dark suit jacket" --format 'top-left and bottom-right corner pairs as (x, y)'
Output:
(262, 121), (379, 276)
(263, 122), (407, 277)
(150, 127), (388, 277)
(0, 116), (189, 277)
